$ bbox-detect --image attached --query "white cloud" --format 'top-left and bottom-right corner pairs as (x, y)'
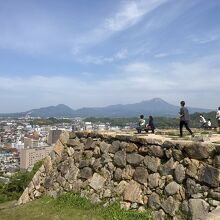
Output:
(104, 0), (166, 31)
(76, 49), (128, 64)
(188, 32), (220, 44)
(114, 48), (128, 59)
(154, 53), (169, 58)
(1, 54), (220, 112)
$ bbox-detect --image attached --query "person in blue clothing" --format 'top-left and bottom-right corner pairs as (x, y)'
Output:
(145, 115), (155, 133)
(179, 101), (194, 137)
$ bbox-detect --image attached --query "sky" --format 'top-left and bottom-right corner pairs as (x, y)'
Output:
(0, 0), (220, 112)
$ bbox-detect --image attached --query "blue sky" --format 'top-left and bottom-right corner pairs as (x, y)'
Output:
(0, 0), (220, 112)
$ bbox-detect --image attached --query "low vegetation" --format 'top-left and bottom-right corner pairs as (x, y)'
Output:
(30, 117), (72, 126)
(0, 193), (153, 220)
(0, 160), (42, 203)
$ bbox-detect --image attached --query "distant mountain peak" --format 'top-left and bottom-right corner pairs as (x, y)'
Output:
(151, 97), (167, 103)
(0, 98), (212, 118)
(56, 104), (72, 108)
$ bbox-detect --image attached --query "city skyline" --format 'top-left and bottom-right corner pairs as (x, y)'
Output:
(0, 0), (220, 112)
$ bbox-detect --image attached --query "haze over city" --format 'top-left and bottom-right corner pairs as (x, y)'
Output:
(0, 0), (220, 113)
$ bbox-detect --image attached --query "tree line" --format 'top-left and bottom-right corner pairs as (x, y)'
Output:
(84, 111), (217, 128)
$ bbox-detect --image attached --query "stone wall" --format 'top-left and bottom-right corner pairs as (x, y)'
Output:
(18, 131), (220, 220)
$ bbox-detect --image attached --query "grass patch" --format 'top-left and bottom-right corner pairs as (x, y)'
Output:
(0, 193), (153, 220)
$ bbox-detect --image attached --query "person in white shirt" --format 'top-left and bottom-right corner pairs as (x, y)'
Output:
(136, 115), (146, 133)
(216, 107), (220, 131)
(199, 114), (207, 128)
(207, 119), (212, 129)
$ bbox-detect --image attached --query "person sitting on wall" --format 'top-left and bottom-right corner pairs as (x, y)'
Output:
(145, 115), (155, 134)
(207, 118), (212, 129)
(216, 107), (220, 132)
(199, 114), (207, 128)
(136, 114), (146, 133)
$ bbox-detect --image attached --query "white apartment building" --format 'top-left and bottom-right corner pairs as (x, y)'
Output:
(20, 146), (53, 170)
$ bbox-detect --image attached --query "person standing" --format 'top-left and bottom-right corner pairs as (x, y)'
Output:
(216, 107), (220, 131)
(179, 101), (194, 137)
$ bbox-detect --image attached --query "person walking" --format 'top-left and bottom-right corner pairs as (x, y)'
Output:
(179, 101), (194, 137)
(216, 107), (220, 131)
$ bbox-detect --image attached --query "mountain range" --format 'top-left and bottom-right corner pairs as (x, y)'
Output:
(0, 98), (213, 118)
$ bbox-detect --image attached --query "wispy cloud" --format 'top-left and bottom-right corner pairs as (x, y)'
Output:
(154, 53), (169, 58)
(76, 49), (128, 64)
(189, 31), (220, 44)
(104, 0), (167, 31)
(153, 50), (184, 58)
(71, 0), (168, 54)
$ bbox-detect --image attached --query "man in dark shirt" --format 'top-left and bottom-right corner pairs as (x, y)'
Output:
(179, 101), (194, 137)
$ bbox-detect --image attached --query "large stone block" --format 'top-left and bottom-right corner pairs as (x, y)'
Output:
(189, 199), (209, 220)
(89, 173), (106, 191)
(123, 180), (143, 204)
(174, 164), (185, 183)
(161, 196), (178, 217)
(122, 165), (135, 180)
(127, 153), (144, 166)
(65, 165), (79, 183)
(80, 167), (93, 179)
(125, 143), (138, 153)
(109, 141), (120, 153)
(67, 139), (84, 150)
(148, 145), (164, 158)
(186, 178), (200, 197)
(115, 180), (128, 196)
(148, 192), (161, 210)
(144, 155), (161, 172)
(17, 188), (30, 205)
(114, 168), (122, 181)
(148, 173), (160, 189)
(186, 159), (200, 180)
(133, 167), (148, 185)
(100, 141), (110, 154)
(198, 164), (220, 187)
(214, 155), (220, 169)
(44, 156), (52, 174)
(165, 181), (180, 196)
(172, 149), (184, 161)
(114, 150), (126, 167)
(184, 142), (215, 160)
(209, 191), (220, 201)
(53, 140), (64, 157)
(204, 206), (220, 220)
(159, 157), (174, 176)
(84, 137), (94, 149)
(59, 130), (70, 145)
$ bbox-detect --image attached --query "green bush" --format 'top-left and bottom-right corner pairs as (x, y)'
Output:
(0, 160), (42, 203)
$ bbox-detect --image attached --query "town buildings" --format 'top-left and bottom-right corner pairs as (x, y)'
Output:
(0, 117), (132, 175)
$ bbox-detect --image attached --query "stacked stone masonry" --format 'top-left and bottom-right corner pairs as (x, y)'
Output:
(18, 131), (220, 220)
